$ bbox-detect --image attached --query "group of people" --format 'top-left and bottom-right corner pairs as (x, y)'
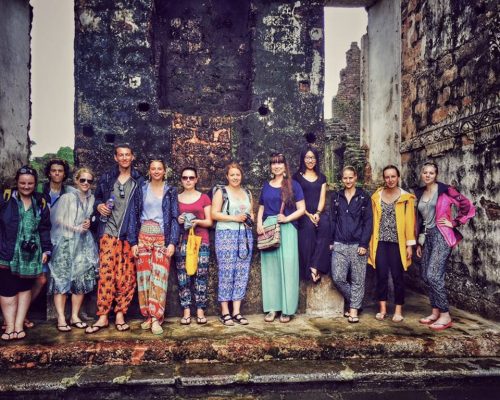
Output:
(0, 143), (475, 341)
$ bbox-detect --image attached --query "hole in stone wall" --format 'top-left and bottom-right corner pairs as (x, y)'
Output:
(82, 125), (94, 137)
(258, 105), (269, 116)
(104, 133), (116, 143)
(137, 102), (150, 112)
(304, 132), (317, 143)
(299, 80), (310, 92)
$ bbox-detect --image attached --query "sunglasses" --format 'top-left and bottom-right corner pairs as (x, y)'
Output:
(118, 184), (126, 198)
(181, 176), (196, 181)
(19, 167), (36, 175)
(79, 178), (94, 184)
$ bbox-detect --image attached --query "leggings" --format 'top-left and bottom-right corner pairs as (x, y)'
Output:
(375, 241), (405, 305)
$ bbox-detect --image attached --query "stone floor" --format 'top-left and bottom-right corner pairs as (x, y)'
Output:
(0, 291), (499, 395)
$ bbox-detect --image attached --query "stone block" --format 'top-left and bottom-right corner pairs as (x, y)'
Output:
(305, 276), (344, 317)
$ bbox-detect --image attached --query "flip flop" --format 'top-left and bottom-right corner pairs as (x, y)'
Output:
(196, 316), (208, 325)
(264, 311), (276, 322)
(70, 321), (88, 329)
(14, 330), (26, 340)
(1, 332), (16, 341)
(115, 323), (130, 332)
(375, 313), (387, 321)
(85, 324), (109, 334)
(348, 316), (360, 323)
(279, 314), (291, 323)
(180, 316), (191, 325)
(57, 324), (72, 332)
(419, 316), (439, 325)
(392, 314), (404, 323)
(429, 321), (453, 331)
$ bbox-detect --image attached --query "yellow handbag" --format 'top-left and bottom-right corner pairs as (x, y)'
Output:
(185, 227), (202, 276)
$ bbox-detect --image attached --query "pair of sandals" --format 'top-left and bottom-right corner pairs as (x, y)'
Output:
(375, 312), (404, 322)
(181, 315), (207, 325)
(264, 311), (291, 323)
(1, 330), (26, 341)
(85, 321), (129, 334)
(140, 318), (164, 335)
(220, 314), (248, 326)
(57, 320), (88, 332)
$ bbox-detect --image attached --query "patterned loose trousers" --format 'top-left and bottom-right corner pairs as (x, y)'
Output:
(136, 221), (170, 323)
(215, 229), (253, 302)
(175, 241), (210, 310)
(331, 242), (367, 310)
(420, 227), (451, 312)
(97, 234), (136, 315)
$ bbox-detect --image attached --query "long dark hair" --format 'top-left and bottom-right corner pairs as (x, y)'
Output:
(297, 145), (320, 175)
(270, 153), (294, 207)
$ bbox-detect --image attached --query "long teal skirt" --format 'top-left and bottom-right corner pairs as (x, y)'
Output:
(260, 216), (299, 315)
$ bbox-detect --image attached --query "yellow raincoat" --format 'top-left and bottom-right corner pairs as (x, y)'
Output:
(368, 188), (416, 271)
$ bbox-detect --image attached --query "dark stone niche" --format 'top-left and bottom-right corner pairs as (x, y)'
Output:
(155, 0), (252, 114)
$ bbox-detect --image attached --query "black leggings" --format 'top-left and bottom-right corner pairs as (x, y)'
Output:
(0, 267), (35, 297)
(375, 241), (405, 305)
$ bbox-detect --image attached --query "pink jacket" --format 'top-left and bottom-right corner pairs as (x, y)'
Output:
(415, 182), (475, 248)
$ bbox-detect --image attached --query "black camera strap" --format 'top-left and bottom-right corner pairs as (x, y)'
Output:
(237, 223), (250, 260)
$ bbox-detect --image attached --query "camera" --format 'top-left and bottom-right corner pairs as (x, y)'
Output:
(244, 213), (253, 228)
(21, 238), (38, 254)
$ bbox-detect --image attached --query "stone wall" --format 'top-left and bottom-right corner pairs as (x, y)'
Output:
(0, 0), (31, 187)
(74, 0), (325, 316)
(75, 0), (324, 188)
(360, 0), (402, 185)
(324, 42), (365, 185)
(400, 0), (500, 320)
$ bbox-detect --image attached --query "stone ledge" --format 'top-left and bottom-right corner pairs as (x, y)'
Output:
(0, 358), (498, 393)
(1, 292), (499, 369)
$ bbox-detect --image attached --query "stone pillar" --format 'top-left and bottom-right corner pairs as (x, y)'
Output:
(305, 276), (344, 317)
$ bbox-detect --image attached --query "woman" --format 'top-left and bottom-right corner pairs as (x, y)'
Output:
(0, 166), (52, 340)
(331, 166), (372, 323)
(257, 153), (305, 323)
(48, 168), (98, 332)
(212, 162), (254, 326)
(176, 167), (212, 325)
(293, 146), (330, 283)
(415, 161), (475, 331)
(135, 160), (180, 335)
(369, 165), (416, 322)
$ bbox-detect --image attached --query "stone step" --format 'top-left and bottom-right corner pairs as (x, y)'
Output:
(0, 358), (499, 396)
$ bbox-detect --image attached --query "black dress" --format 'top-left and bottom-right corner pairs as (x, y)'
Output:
(293, 172), (331, 280)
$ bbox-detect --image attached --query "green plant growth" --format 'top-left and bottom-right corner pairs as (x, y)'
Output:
(30, 147), (75, 192)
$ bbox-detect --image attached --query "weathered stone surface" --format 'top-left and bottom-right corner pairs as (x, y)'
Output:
(324, 42), (365, 185)
(0, 0), (31, 188)
(1, 292), (499, 369)
(400, 0), (500, 321)
(74, 0), (324, 188)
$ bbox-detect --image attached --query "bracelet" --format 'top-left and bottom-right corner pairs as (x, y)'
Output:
(315, 210), (322, 215)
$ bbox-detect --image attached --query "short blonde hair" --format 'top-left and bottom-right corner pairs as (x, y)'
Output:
(74, 167), (95, 183)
